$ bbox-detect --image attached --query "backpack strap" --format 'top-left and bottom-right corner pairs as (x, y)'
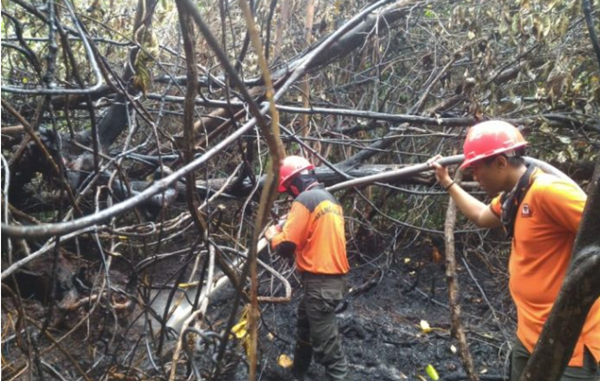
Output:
(500, 165), (537, 238)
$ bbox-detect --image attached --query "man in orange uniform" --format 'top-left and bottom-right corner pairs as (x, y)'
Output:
(265, 155), (350, 381)
(429, 121), (600, 380)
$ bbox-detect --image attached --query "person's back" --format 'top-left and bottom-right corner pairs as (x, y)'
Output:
(292, 185), (348, 275)
(266, 156), (349, 381)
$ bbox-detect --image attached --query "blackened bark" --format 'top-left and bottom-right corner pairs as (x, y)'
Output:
(444, 171), (479, 381)
(582, 0), (600, 71)
(77, 102), (128, 149)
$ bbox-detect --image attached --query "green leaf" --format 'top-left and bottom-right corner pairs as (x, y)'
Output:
(543, 16), (552, 37)
(426, 364), (440, 380)
(511, 14), (520, 34)
(557, 15), (569, 37)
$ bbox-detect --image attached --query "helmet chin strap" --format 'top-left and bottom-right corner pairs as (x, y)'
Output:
(287, 185), (300, 198)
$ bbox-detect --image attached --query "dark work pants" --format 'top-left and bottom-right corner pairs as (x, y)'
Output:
(510, 338), (599, 381)
(295, 273), (348, 381)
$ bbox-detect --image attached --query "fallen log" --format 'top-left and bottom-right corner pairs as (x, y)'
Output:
(1, 154), (574, 278)
(327, 155), (576, 193)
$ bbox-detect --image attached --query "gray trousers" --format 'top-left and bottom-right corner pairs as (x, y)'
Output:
(294, 273), (348, 381)
(510, 338), (599, 381)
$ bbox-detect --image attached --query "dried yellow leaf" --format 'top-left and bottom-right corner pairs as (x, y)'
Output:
(431, 247), (442, 263)
(419, 320), (432, 334)
(277, 354), (293, 368)
(231, 319), (248, 339)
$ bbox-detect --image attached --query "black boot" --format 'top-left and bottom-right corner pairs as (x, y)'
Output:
(291, 341), (312, 379)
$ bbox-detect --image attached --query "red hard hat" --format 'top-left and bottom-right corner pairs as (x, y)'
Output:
(278, 156), (315, 192)
(460, 121), (528, 169)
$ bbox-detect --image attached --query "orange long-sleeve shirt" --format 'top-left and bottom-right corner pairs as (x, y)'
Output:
(491, 170), (600, 367)
(271, 185), (349, 275)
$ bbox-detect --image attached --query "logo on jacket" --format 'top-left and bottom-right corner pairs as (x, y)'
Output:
(521, 203), (531, 217)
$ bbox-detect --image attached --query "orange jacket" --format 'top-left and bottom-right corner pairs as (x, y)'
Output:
(271, 185), (349, 275)
(491, 169), (600, 367)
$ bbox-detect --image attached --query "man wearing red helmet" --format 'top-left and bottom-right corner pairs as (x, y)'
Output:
(265, 155), (350, 381)
(430, 121), (600, 380)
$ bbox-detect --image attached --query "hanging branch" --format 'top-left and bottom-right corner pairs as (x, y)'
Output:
(2, 0), (105, 95)
(146, 94), (478, 126)
(237, 0), (286, 379)
(272, 0), (289, 61)
(1, 10), (43, 77)
(146, 93), (600, 132)
(175, 0), (208, 237)
(582, 0), (600, 131)
(300, 0), (316, 143)
(582, 0), (600, 71)
(264, 0), (279, 63)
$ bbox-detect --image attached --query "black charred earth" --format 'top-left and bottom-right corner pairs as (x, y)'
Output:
(1, 237), (514, 381)
(249, 243), (513, 381)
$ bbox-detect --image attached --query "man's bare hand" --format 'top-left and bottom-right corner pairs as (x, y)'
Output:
(264, 225), (281, 242)
(427, 154), (453, 188)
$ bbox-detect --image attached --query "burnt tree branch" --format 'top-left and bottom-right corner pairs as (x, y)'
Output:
(444, 170), (479, 381)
